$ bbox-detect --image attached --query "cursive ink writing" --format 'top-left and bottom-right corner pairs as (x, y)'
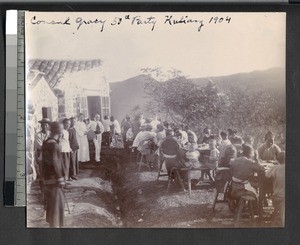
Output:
(29, 14), (232, 33)
(164, 15), (204, 32)
(131, 16), (157, 31)
(31, 15), (71, 25)
(75, 17), (106, 32)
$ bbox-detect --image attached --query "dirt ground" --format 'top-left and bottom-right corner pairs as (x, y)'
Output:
(27, 155), (277, 228)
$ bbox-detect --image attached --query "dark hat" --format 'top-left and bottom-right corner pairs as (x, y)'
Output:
(69, 116), (76, 120)
(49, 121), (61, 135)
(38, 118), (51, 124)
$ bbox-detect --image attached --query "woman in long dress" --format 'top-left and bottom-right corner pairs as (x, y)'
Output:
(75, 113), (90, 163)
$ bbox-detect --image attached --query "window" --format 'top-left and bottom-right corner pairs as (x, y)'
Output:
(102, 108), (110, 117)
(79, 97), (88, 118)
(101, 96), (110, 108)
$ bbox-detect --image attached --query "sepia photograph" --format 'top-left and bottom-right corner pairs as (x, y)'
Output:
(25, 12), (285, 228)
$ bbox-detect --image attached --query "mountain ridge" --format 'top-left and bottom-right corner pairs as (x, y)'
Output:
(110, 67), (285, 121)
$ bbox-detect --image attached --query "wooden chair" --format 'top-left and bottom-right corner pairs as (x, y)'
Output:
(180, 166), (212, 195)
(156, 159), (169, 181)
(137, 153), (151, 172)
(212, 168), (232, 211)
(234, 195), (256, 226)
(167, 167), (187, 193)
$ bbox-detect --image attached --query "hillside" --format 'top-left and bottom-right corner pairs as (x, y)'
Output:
(110, 68), (285, 121)
(110, 75), (150, 121)
(191, 67), (285, 93)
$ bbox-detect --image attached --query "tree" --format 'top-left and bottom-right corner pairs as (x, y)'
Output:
(142, 68), (223, 126)
(216, 85), (285, 148)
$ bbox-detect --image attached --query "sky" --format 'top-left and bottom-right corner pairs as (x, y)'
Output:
(25, 12), (286, 82)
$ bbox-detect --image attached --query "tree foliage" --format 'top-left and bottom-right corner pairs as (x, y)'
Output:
(142, 67), (285, 148)
(142, 68), (223, 125)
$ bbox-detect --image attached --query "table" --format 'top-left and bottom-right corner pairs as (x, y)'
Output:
(178, 145), (212, 194)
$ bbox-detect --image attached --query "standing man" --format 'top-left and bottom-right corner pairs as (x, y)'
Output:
(60, 119), (72, 181)
(102, 115), (111, 146)
(42, 121), (65, 228)
(68, 116), (79, 180)
(110, 116), (121, 135)
(90, 114), (104, 163)
(34, 117), (51, 203)
(121, 115), (132, 143)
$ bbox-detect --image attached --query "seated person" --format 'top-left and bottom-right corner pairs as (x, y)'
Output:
(184, 143), (201, 169)
(174, 130), (184, 147)
(265, 151), (285, 225)
(258, 131), (281, 162)
(184, 125), (198, 143)
(230, 144), (265, 200)
(197, 136), (220, 184)
(178, 125), (188, 145)
(219, 131), (232, 159)
(132, 124), (156, 148)
(215, 145), (237, 193)
(156, 123), (166, 147)
(243, 135), (260, 162)
(200, 127), (212, 144)
(160, 129), (184, 176)
(124, 127), (134, 153)
(218, 145), (237, 168)
(228, 128), (244, 145)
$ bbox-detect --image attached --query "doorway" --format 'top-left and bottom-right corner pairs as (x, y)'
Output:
(87, 96), (101, 119)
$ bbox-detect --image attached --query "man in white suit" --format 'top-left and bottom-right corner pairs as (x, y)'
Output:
(90, 114), (104, 163)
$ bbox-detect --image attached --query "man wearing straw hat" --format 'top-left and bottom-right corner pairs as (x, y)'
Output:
(34, 117), (51, 204)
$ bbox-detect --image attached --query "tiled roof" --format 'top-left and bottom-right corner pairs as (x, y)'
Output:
(28, 59), (102, 88)
(27, 70), (57, 96)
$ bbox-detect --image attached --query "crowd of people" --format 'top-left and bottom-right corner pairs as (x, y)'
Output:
(33, 113), (122, 227)
(121, 113), (285, 225)
(33, 112), (285, 227)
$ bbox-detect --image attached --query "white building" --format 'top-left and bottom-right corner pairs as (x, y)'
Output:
(57, 68), (111, 120)
(27, 70), (58, 122)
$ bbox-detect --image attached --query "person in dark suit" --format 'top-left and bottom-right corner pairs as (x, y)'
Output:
(42, 121), (65, 228)
(68, 117), (79, 180)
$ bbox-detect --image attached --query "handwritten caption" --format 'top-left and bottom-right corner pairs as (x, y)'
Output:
(30, 15), (232, 33)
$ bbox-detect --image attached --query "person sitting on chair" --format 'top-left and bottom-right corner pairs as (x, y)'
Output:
(228, 128), (244, 145)
(215, 145), (237, 194)
(160, 129), (184, 176)
(184, 143), (201, 169)
(197, 136), (219, 184)
(258, 131), (281, 162)
(132, 124), (156, 148)
(218, 131), (232, 159)
(230, 144), (265, 201)
(265, 151), (285, 225)
(201, 127), (212, 145)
